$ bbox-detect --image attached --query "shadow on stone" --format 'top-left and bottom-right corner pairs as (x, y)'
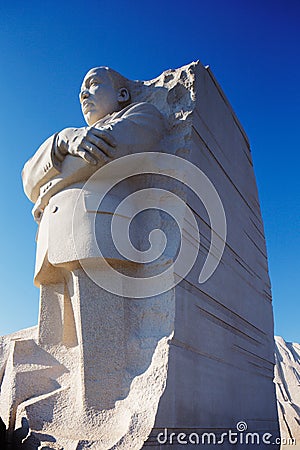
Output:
(0, 416), (7, 448)
(11, 417), (40, 449)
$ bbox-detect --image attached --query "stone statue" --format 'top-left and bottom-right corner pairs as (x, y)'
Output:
(0, 62), (280, 449)
(19, 66), (172, 437)
(22, 67), (164, 284)
(0, 66), (174, 449)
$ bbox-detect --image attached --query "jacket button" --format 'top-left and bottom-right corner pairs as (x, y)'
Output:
(51, 205), (58, 213)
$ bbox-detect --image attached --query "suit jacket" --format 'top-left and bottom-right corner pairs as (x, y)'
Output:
(22, 102), (165, 285)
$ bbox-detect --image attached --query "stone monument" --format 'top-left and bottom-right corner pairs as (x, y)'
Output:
(0, 62), (280, 449)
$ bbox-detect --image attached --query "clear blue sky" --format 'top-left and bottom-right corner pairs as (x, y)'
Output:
(0, 0), (299, 342)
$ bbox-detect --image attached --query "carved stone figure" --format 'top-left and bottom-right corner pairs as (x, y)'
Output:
(22, 67), (165, 409)
(0, 62), (280, 449)
(22, 67), (164, 283)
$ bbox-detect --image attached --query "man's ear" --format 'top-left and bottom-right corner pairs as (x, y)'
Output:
(117, 88), (130, 104)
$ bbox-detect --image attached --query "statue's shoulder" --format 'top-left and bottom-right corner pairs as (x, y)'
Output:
(113, 102), (162, 120)
(97, 102), (165, 138)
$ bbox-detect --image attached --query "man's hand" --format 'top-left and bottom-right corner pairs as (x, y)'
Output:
(56, 127), (117, 165)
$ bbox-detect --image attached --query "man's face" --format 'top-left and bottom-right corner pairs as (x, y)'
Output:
(79, 68), (120, 126)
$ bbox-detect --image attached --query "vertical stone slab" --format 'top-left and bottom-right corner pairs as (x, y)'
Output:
(145, 62), (279, 448)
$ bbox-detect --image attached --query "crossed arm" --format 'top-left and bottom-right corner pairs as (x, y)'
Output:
(22, 126), (118, 206)
(22, 102), (165, 216)
(54, 126), (116, 166)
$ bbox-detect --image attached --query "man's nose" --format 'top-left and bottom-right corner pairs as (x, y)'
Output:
(80, 89), (90, 101)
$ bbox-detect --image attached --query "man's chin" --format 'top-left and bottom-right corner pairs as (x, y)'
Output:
(84, 111), (104, 126)
(84, 112), (95, 126)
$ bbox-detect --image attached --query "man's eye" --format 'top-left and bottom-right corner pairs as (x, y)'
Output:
(90, 80), (99, 87)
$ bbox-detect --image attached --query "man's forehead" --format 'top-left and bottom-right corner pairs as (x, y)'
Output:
(81, 68), (109, 87)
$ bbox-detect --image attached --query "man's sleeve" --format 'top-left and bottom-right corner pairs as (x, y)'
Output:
(98, 102), (165, 156)
(22, 134), (63, 203)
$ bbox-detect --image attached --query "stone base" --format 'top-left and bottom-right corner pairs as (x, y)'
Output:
(0, 328), (172, 449)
